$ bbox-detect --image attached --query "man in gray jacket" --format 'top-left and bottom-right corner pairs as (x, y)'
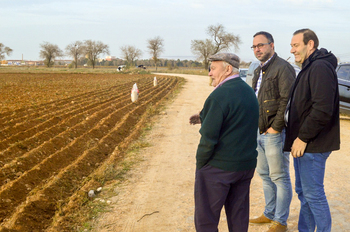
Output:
(249, 31), (295, 232)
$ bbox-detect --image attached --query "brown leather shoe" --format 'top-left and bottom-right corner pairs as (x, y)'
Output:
(267, 221), (287, 232)
(249, 214), (272, 223)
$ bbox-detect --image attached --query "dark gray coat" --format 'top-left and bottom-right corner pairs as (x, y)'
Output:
(252, 53), (296, 134)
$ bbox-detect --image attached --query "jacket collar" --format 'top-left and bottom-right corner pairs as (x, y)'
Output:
(260, 53), (277, 72)
(301, 49), (317, 70)
(301, 48), (337, 70)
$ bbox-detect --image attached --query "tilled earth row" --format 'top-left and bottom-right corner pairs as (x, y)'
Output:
(0, 73), (182, 231)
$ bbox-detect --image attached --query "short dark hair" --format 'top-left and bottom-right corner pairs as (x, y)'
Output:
(253, 31), (274, 43)
(293, 28), (319, 49)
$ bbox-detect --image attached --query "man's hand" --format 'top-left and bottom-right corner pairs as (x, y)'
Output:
(265, 127), (279, 134)
(291, 137), (307, 158)
(189, 113), (201, 125)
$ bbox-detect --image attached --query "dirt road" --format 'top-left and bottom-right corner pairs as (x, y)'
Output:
(92, 74), (350, 232)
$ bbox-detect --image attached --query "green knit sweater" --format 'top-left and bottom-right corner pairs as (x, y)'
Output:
(196, 77), (259, 171)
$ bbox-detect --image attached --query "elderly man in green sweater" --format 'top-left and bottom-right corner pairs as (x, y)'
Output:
(189, 53), (259, 232)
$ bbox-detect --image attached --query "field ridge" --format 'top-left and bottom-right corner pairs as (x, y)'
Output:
(0, 73), (183, 231)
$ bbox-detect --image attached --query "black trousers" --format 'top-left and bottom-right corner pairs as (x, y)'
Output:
(194, 165), (255, 232)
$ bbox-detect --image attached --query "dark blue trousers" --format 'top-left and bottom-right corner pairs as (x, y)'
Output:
(194, 165), (255, 232)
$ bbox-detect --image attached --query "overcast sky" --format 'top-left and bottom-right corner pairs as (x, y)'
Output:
(1, 0), (350, 63)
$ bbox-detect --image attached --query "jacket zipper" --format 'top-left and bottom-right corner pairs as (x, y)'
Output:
(263, 99), (276, 103)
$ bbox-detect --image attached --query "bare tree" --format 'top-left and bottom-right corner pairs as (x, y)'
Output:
(147, 36), (164, 71)
(65, 41), (85, 69)
(120, 45), (142, 67)
(191, 24), (241, 70)
(39, 42), (63, 67)
(84, 40), (110, 69)
(191, 39), (215, 71)
(207, 24), (241, 54)
(0, 43), (13, 62)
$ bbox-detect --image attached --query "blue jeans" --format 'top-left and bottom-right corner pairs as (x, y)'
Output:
(256, 130), (292, 226)
(294, 152), (331, 232)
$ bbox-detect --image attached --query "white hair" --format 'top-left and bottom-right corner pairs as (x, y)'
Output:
(223, 61), (239, 74)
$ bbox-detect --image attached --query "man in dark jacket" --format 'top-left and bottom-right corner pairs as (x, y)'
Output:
(249, 31), (295, 232)
(285, 28), (340, 232)
(189, 53), (259, 232)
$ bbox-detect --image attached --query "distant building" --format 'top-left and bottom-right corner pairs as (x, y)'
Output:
(26, 60), (44, 66)
(1, 59), (68, 66)
(4, 60), (22, 66)
(53, 59), (73, 65)
(106, 56), (116, 61)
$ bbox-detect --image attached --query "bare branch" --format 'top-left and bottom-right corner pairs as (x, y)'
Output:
(147, 36), (164, 71)
(39, 42), (63, 67)
(191, 24), (242, 69)
(120, 45), (142, 67)
(65, 41), (85, 69)
(84, 40), (110, 69)
(0, 43), (13, 61)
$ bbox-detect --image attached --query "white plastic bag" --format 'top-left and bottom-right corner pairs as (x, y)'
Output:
(131, 83), (139, 102)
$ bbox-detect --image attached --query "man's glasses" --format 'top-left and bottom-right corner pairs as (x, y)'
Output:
(251, 43), (271, 50)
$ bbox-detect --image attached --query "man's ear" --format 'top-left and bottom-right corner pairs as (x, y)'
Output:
(307, 40), (315, 51)
(226, 65), (233, 74)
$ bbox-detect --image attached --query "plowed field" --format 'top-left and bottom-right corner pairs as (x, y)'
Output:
(0, 73), (183, 231)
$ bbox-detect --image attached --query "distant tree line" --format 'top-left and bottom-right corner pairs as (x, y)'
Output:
(40, 36), (165, 69)
(41, 40), (110, 69)
(1, 24), (243, 69)
(70, 57), (204, 69)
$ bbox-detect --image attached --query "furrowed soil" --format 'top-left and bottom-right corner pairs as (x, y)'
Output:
(0, 72), (184, 231)
(91, 73), (350, 232)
